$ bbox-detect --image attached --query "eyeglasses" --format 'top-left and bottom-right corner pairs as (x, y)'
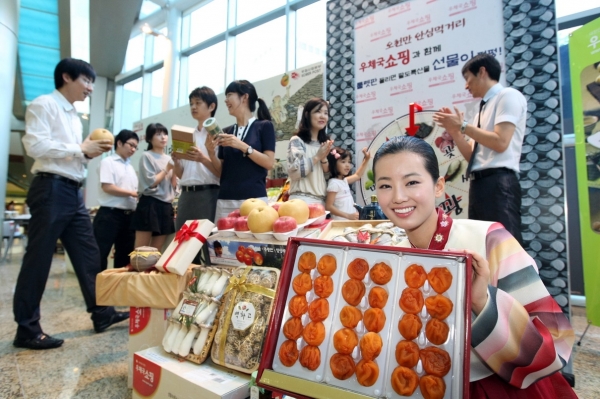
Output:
(80, 77), (95, 88)
(124, 141), (138, 150)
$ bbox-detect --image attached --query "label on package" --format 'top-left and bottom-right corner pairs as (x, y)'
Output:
(180, 299), (199, 317)
(231, 301), (256, 331)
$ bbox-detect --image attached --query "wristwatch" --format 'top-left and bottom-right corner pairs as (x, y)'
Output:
(245, 146), (253, 157)
(460, 120), (468, 133)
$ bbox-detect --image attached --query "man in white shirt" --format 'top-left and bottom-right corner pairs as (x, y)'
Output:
(93, 129), (139, 271)
(172, 87), (220, 263)
(433, 53), (527, 244)
(14, 58), (129, 350)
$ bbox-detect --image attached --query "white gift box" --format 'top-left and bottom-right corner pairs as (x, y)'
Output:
(155, 219), (215, 275)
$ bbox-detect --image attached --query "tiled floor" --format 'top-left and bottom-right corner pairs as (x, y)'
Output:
(0, 241), (598, 398)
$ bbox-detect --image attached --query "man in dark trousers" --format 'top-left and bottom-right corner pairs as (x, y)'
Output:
(433, 53), (527, 244)
(93, 129), (139, 271)
(14, 58), (129, 350)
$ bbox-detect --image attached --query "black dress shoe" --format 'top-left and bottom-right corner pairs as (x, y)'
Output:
(93, 311), (130, 333)
(13, 333), (64, 350)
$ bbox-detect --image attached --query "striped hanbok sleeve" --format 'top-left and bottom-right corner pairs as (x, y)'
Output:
(287, 137), (314, 180)
(470, 223), (575, 389)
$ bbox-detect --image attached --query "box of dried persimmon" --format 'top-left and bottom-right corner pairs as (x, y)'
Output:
(257, 237), (472, 399)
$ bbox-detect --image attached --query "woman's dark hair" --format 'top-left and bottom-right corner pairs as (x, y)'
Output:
(225, 80), (272, 121)
(372, 136), (439, 182)
(461, 53), (501, 81)
(294, 98), (329, 144)
(189, 86), (218, 117)
(114, 129), (139, 150)
(145, 123), (168, 150)
(327, 147), (352, 178)
(54, 58), (96, 89)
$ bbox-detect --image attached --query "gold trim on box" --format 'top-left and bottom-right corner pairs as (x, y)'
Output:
(260, 370), (373, 399)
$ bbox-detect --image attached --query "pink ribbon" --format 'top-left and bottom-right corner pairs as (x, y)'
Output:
(162, 220), (206, 273)
(331, 149), (340, 159)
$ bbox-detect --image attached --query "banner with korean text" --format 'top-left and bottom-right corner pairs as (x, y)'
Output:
(353, 0), (505, 216)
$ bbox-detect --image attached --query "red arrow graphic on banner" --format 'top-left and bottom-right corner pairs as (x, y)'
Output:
(405, 102), (423, 136)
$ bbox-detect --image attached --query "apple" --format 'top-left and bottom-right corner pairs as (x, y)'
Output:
(228, 209), (241, 218)
(217, 217), (236, 230)
(243, 254), (253, 266)
(308, 203), (326, 219)
(240, 198), (268, 216)
(253, 252), (264, 266)
(278, 199), (310, 224)
(245, 247), (255, 257)
(90, 128), (114, 144)
(236, 250), (245, 263)
(247, 206), (280, 233)
(271, 203), (281, 212)
(273, 216), (298, 233)
(234, 216), (249, 231)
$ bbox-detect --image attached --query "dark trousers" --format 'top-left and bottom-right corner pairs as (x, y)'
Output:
(13, 176), (112, 339)
(93, 207), (135, 271)
(468, 170), (523, 246)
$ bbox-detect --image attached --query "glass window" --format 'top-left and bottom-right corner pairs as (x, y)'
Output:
(120, 78), (143, 130)
(235, 16), (286, 82)
(189, 0), (227, 46)
(188, 41), (227, 96)
(296, 0), (327, 68)
(152, 27), (169, 64)
(556, 0), (598, 18)
(139, 0), (161, 19)
(149, 68), (165, 116)
(236, 0), (285, 25)
(123, 35), (144, 72)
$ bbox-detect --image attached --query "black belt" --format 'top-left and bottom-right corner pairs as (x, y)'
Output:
(470, 167), (516, 181)
(181, 184), (219, 192)
(36, 172), (83, 188)
(100, 206), (134, 215)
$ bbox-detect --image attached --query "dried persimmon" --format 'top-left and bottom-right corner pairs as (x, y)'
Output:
(419, 375), (446, 399)
(317, 254), (337, 276)
(299, 345), (321, 371)
(368, 286), (389, 309)
(398, 313), (422, 340)
(390, 366), (419, 396)
(288, 295), (308, 317)
(314, 275), (334, 298)
(347, 258), (369, 280)
(425, 318), (449, 345)
(427, 267), (453, 294)
(292, 272), (312, 295)
(399, 287), (424, 314)
(425, 294), (453, 320)
(333, 328), (358, 355)
(330, 353), (355, 380)
(355, 359), (379, 387)
(342, 279), (366, 306)
(359, 332), (383, 361)
(339, 306), (362, 329)
(395, 340), (419, 368)
(404, 264), (427, 288)
(420, 347), (451, 377)
(298, 251), (316, 273)
(308, 298), (329, 322)
(283, 317), (303, 340)
(370, 262), (393, 285)
(363, 308), (386, 333)
(302, 321), (326, 346)
(278, 339), (299, 367)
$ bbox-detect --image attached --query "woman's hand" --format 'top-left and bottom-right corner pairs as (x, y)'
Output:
(315, 140), (333, 162)
(205, 134), (217, 153)
(459, 249), (490, 315)
(216, 133), (245, 151)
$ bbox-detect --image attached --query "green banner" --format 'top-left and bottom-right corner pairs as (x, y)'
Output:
(569, 18), (600, 326)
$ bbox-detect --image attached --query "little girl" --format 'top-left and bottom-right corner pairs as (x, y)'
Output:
(325, 147), (371, 220)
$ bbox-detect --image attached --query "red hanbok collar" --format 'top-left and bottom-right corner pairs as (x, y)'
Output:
(408, 208), (453, 250)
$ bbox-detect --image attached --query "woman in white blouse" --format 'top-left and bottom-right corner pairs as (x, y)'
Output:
(286, 98), (333, 205)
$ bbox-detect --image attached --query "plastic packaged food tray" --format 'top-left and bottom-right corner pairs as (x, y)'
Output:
(257, 237), (472, 399)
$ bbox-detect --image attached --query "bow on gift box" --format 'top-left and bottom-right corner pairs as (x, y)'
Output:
(163, 220), (207, 273)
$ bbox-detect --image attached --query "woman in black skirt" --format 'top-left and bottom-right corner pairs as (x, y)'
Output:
(131, 123), (177, 250)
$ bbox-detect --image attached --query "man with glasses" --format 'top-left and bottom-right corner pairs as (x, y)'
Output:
(93, 129), (140, 271)
(14, 58), (129, 350)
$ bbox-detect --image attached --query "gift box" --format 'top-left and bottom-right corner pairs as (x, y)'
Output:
(156, 219), (215, 275)
(171, 125), (196, 160)
(96, 266), (194, 308)
(257, 237), (472, 399)
(211, 266), (280, 374)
